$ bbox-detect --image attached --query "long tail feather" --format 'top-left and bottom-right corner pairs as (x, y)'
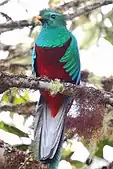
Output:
(33, 96), (70, 169)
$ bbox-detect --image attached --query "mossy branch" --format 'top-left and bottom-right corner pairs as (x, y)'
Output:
(0, 72), (113, 107)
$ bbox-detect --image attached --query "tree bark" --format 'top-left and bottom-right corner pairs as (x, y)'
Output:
(0, 72), (113, 107)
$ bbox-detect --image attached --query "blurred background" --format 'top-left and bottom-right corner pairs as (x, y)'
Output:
(0, 0), (113, 168)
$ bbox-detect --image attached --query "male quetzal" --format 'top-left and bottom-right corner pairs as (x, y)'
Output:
(32, 9), (81, 169)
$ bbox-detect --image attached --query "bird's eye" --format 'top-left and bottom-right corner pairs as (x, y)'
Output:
(51, 14), (56, 19)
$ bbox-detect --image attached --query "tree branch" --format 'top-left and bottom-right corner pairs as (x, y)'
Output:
(0, 72), (113, 107)
(68, 0), (113, 19)
(0, 20), (32, 29)
(56, 0), (84, 10)
(0, 0), (113, 33)
(0, 20), (34, 34)
(0, 0), (10, 6)
(0, 102), (36, 116)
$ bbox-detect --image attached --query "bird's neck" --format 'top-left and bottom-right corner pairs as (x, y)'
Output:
(36, 26), (71, 47)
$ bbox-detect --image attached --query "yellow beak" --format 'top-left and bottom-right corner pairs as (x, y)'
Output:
(34, 16), (43, 21)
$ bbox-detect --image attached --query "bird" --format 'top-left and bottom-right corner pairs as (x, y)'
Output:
(32, 9), (81, 169)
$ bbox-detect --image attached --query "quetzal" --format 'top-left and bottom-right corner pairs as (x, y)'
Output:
(32, 9), (81, 169)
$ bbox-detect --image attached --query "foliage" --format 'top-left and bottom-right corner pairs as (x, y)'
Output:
(0, 121), (28, 137)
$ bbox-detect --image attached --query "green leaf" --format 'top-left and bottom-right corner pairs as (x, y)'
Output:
(23, 91), (30, 101)
(62, 142), (73, 159)
(13, 97), (25, 104)
(62, 148), (73, 159)
(95, 139), (113, 158)
(13, 91), (30, 104)
(71, 161), (84, 168)
(0, 121), (28, 137)
(1, 90), (11, 103)
(1, 89), (30, 105)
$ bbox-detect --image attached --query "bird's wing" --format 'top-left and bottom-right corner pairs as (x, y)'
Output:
(59, 34), (81, 84)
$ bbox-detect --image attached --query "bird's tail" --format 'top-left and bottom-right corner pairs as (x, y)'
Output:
(33, 97), (71, 169)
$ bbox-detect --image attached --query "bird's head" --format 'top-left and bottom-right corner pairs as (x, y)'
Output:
(34, 9), (67, 28)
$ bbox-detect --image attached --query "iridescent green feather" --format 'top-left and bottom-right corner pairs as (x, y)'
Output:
(63, 57), (75, 69)
(36, 27), (70, 47)
(59, 34), (80, 81)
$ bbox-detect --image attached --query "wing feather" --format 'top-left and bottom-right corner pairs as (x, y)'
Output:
(59, 34), (80, 84)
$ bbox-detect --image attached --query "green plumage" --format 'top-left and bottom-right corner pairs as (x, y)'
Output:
(32, 8), (80, 169)
(36, 27), (70, 47)
(59, 34), (80, 80)
(36, 28), (80, 81)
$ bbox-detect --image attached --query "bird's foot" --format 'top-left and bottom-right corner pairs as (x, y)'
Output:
(50, 79), (64, 95)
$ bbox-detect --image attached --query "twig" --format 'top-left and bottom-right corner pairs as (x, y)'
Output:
(0, 12), (13, 21)
(0, 102), (37, 116)
(56, 0), (83, 10)
(68, 0), (113, 19)
(0, 20), (34, 34)
(0, 0), (9, 6)
(0, 20), (32, 29)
